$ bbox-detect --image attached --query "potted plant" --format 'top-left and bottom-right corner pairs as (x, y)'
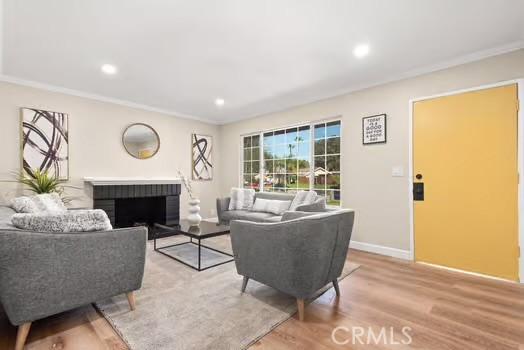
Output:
(11, 169), (80, 204)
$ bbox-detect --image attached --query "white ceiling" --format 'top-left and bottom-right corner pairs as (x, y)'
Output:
(1, 0), (524, 124)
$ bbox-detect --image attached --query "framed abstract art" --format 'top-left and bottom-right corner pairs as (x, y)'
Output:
(192, 133), (213, 180)
(21, 108), (69, 180)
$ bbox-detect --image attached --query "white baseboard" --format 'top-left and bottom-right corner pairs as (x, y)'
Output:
(350, 241), (411, 260)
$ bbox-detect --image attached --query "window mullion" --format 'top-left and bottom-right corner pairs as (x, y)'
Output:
(259, 132), (264, 192)
(309, 124), (314, 191)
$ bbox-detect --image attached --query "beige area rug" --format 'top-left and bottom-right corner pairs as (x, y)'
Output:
(96, 234), (360, 350)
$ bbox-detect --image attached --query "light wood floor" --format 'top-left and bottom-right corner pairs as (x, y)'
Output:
(1, 249), (523, 350)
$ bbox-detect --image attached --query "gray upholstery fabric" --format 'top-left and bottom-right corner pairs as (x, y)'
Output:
(254, 192), (295, 201)
(217, 192), (295, 225)
(295, 197), (327, 212)
(221, 210), (280, 223)
(230, 209), (355, 299)
(264, 215), (283, 222)
(280, 211), (318, 221)
(0, 206), (147, 326)
(0, 206), (17, 230)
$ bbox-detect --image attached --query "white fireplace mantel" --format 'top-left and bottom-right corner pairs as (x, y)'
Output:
(84, 177), (182, 186)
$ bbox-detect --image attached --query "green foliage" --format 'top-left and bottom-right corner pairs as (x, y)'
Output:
(17, 170), (62, 194)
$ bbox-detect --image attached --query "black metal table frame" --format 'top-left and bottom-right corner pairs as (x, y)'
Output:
(154, 233), (234, 271)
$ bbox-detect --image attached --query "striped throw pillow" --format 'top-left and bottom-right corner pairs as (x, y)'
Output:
(228, 188), (256, 210)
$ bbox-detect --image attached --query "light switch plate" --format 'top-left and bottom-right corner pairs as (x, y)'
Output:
(392, 166), (404, 177)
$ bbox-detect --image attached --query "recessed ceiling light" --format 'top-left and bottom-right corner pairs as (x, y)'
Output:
(215, 98), (225, 107)
(353, 44), (370, 58)
(101, 64), (117, 75)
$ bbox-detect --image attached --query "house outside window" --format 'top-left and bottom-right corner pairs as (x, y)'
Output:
(241, 119), (341, 206)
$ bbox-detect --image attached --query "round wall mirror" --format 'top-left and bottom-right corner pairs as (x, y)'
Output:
(122, 123), (160, 159)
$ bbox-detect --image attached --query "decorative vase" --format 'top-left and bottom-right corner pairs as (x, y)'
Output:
(187, 198), (202, 226)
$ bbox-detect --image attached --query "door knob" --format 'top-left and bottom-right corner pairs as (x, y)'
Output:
(415, 174), (423, 180)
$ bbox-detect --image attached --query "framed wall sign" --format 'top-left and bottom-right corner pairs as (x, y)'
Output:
(362, 114), (386, 145)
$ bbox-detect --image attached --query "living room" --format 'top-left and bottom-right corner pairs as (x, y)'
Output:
(1, 1), (523, 349)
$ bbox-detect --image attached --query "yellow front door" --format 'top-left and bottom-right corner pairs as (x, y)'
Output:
(413, 84), (519, 281)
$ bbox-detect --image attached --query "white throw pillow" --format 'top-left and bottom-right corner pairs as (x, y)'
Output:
(289, 190), (318, 211)
(11, 196), (40, 213)
(228, 188), (256, 210)
(252, 198), (292, 215)
(11, 209), (112, 232)
(10, 193), (67, 213)
(32, 193), (67, 212)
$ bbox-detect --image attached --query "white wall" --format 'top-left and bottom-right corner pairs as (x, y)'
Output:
(0, 0), (3, 73)
(219, 49), (524, 252)
(0, 81), (221, 219)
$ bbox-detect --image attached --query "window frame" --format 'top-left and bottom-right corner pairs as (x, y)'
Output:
(239, 117), (342, 207)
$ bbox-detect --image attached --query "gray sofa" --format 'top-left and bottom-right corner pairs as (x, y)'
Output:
(230, 209), (355, 321)
(216, 192), (326, 225)
(0, 206), (147, 350)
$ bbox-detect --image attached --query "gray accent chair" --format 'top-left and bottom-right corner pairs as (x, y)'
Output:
(216, 192), (326, 225)
(230, 209), (355, 321)
(0, 206), (147, 350)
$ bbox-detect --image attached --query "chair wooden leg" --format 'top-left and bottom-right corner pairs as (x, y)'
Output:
(15, 322), (31, 350)
(296, 298), (305, 321)
(126, 292), (136, 311)
(333, 279), (341, 297)
(241, 276), (249, 292)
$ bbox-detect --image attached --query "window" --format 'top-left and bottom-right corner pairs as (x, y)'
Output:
(242, 134), (260, 190)
(262, 126), (310, 193)
(313, 121), (341, 206)
(241, 120), (341, 205)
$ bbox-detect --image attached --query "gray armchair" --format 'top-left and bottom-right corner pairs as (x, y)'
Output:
(0, 221), (147, 350)
(230, 209), (354, 321)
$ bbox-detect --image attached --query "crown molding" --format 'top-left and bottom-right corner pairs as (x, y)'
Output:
(0, 74), (218, 124)
(218, 40), (524, 124)
(1, 40), (523, 126)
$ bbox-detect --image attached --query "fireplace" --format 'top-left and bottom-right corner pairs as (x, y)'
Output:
(85, 178), (181, 240)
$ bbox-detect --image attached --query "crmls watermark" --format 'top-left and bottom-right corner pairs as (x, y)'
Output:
(331, 326), (413, 346)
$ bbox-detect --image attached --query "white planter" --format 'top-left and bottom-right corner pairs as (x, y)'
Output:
(187, 198), (202, 226)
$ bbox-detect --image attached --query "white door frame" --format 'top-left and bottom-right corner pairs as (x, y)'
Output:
(408, 79), (524, 283)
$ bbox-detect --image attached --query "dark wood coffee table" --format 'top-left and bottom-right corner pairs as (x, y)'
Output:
(153, 220), (233, 271)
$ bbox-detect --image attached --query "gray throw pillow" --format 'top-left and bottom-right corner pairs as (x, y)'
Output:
(295, 197), (327, 212)
(11, 209), (112, 232)
(289, 190), (317, 211)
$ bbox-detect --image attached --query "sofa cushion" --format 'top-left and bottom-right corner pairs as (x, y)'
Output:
(295, 197), (326, 212)
(11, 209), (112, 233)
(281, 211), (319, 221)
(252, 198), (291, 215)
(289, 190), (317, 211)
(11, 193), (66, 213)
(222, 210), (279, 223)
(0, 206), (18, 230)
(254, 192), (295, 202)
(228, 188), (256, 210)
(263, 215), (283, 223)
